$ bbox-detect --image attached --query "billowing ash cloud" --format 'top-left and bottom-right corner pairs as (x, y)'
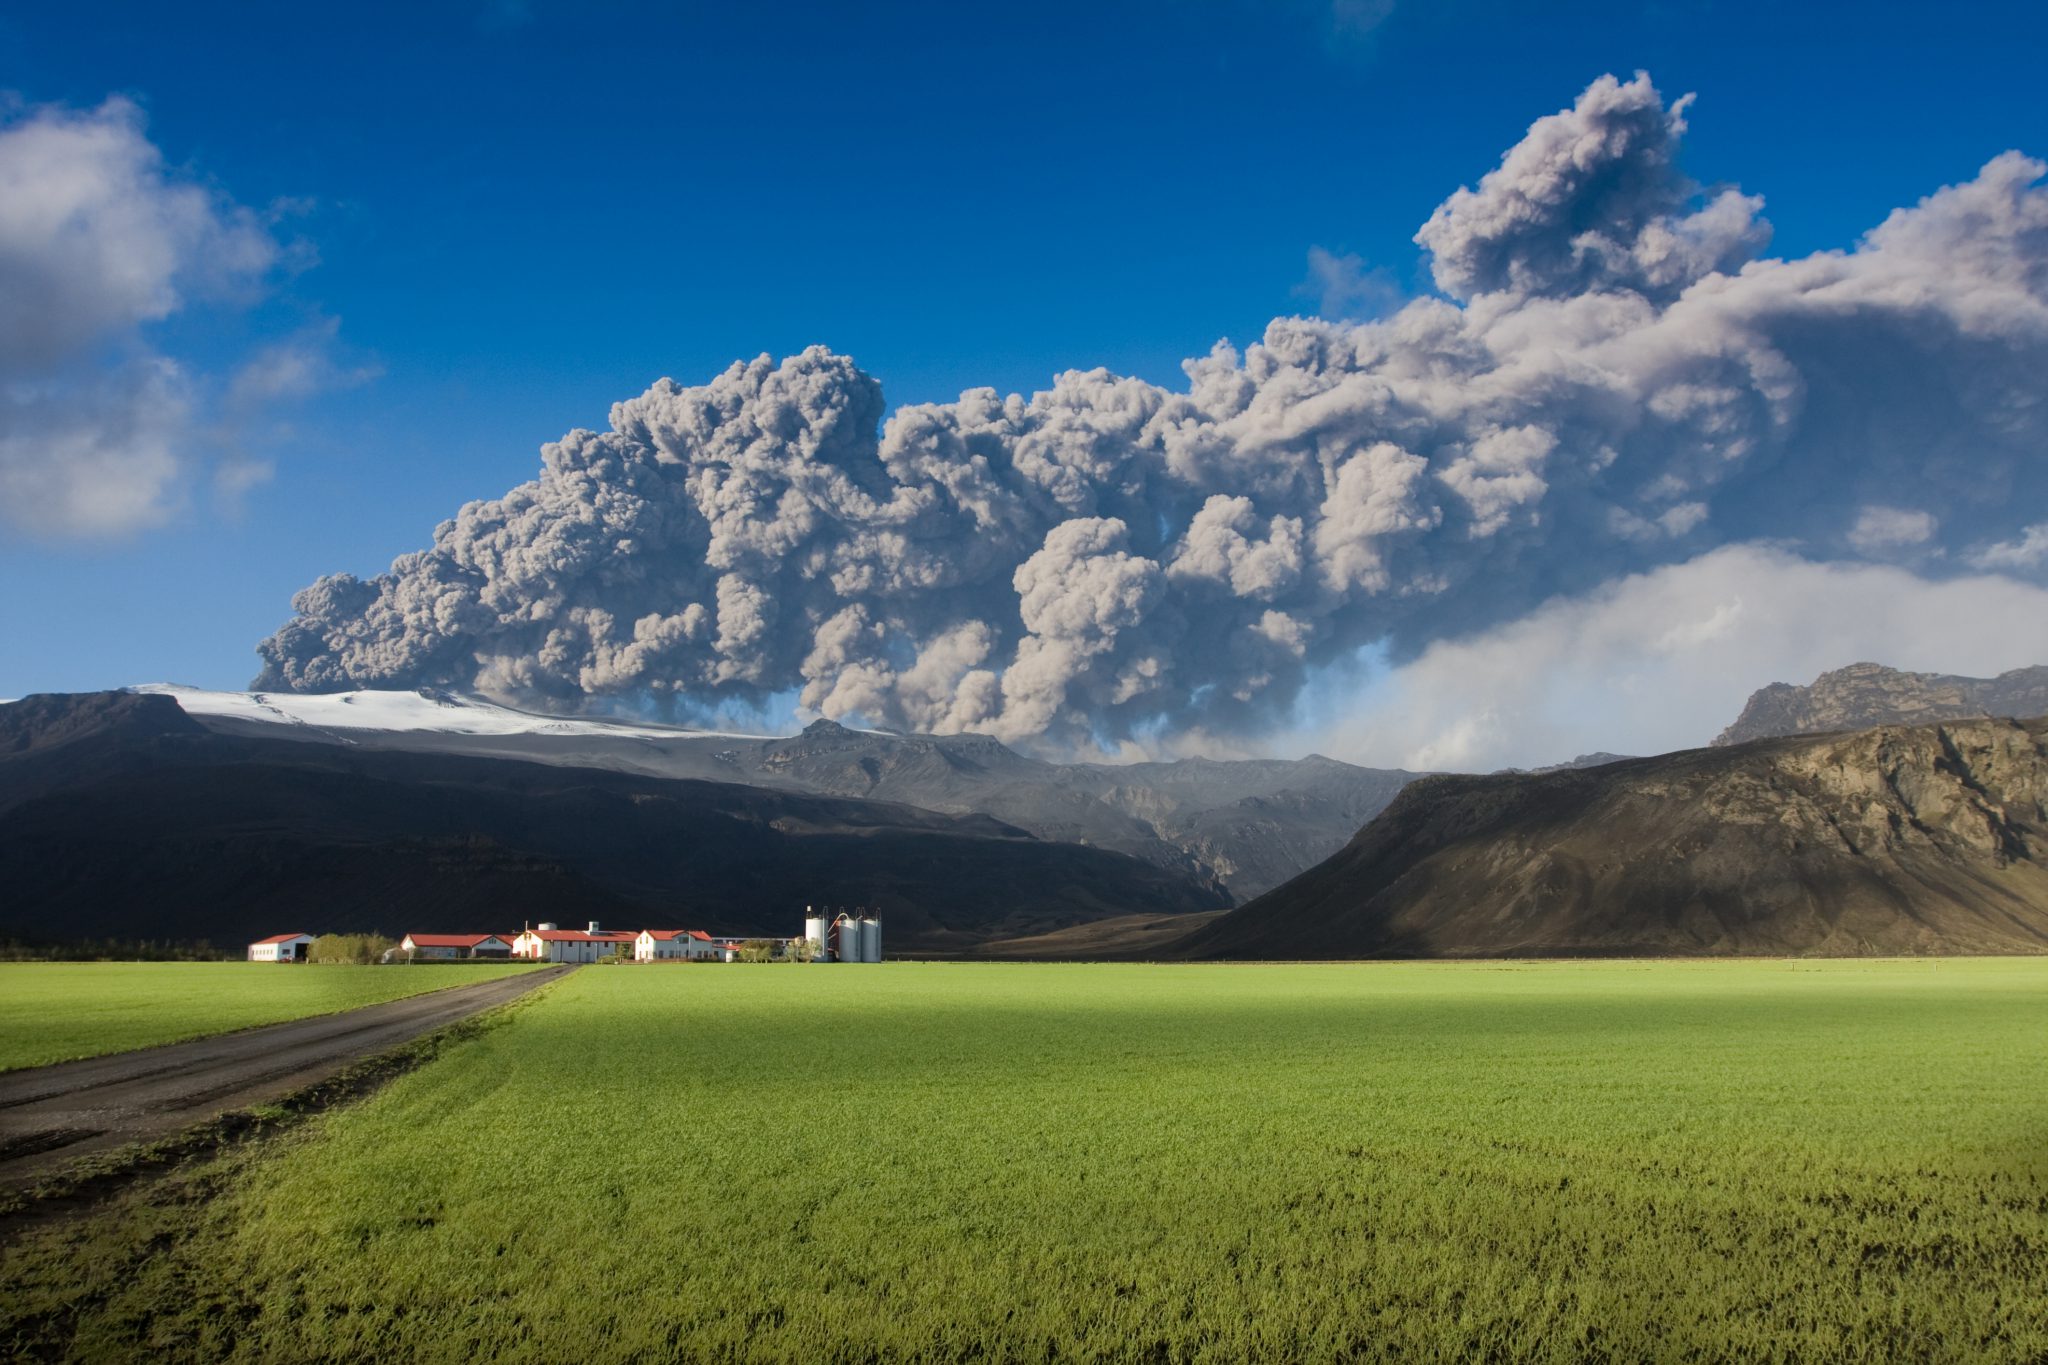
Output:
(256, 73), (2048, 749)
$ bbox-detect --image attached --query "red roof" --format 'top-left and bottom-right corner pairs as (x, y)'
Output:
(642, 929), (694, 941)
(688, 930), (715, 941)
(403, 933), (510, 948)
(251, 932), (310, 945)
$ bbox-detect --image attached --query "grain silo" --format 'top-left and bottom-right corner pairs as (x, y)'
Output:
(799, 908), (883, 962)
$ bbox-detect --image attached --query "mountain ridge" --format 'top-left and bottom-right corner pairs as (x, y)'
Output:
(133, 685), (1421, 900)
(1179, 716), (2048, 960)
(0, 692), (1227, 951)
(1715, 663), (2048, 746)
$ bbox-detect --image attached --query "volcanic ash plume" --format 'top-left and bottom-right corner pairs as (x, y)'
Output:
(255, 73), (2048, 750)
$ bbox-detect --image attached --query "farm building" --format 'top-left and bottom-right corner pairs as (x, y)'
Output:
(635, 929), (726, 961)
(512, 922), (638, 963)
(247, 932), (314, 962)
(400, 933), (515, 960)
(803, 909), (882, 963)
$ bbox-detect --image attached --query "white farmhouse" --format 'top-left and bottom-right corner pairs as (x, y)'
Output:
(636, 929), (729, 961)
(512, 921), (638, 963)
(248, 932), (314, 962)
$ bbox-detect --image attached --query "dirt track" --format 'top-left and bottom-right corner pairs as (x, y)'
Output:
(0, 966), (570, 1189)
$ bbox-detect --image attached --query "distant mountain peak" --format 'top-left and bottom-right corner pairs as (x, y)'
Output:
(1715, 663), (2048, 746)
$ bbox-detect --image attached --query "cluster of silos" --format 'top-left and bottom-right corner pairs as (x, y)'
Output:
(803, 906), (881, 962)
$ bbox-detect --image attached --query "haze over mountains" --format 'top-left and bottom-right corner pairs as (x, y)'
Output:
(0, 692), (1225, 953)
(9, 659), (2048, 960)
(138, 685), (1418, 899)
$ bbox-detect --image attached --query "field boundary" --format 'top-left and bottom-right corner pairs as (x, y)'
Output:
(0, 965), (570, 1240)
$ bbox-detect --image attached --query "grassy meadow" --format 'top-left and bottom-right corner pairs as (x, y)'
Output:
(6, 959), (2047, 1361)
(0, 961), (542, 1071)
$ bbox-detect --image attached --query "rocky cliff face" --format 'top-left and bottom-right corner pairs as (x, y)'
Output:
(1181, 718), (2048, 959)
(1715, 663), (2048, 746)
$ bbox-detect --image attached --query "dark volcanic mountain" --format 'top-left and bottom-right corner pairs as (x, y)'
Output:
(0, 692), (1226, 952)
(1715, 662), (2048, 746)
(1181, 717), (2048, 959)
(162, 688), (1419, 899)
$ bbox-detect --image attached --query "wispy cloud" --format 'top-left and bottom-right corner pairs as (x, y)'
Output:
(1298, 246), (1404, 319)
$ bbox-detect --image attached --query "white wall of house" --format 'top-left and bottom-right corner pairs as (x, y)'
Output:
(636, 933), (691, 961)
(514, 932), (633, 963)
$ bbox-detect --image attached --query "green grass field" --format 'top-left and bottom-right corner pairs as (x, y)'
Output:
(6, 960), (2047, 1362)
(0, 962), (542, 1071)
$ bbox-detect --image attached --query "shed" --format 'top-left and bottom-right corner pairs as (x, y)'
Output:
(248, 932), (314, 963)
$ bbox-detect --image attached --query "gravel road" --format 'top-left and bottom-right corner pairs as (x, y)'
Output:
(0, 965), (570, 1189)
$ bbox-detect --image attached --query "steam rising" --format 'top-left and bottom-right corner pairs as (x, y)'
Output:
(256, 74), (2048, 749)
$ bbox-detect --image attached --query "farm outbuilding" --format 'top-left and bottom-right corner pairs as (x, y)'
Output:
(400, 933), (516, 960)
(512, 922), (638, 963)
(247, 932), (314, 962)
(803, 908), (882, 963)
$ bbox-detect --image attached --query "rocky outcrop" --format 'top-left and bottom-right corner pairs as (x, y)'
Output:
(1715, 662), (2048, 746)
(1181, 718), (2048, 959)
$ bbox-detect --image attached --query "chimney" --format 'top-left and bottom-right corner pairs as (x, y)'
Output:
(588, 920), (601, 935)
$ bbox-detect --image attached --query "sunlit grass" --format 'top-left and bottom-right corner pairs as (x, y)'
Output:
(6, 959), (2046, 1361)
(0, 961), (541, 1071)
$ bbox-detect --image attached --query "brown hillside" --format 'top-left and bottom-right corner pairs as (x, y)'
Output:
(1181, 717), (2048, 959)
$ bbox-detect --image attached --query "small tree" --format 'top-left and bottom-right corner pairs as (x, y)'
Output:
(737, 938), (777, 963)
(785, 935), (816, 963)
(310, 932), (398, 965)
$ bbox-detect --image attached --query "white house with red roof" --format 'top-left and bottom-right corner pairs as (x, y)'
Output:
(511, 921), (638, 963)
(400, 932), (516, 960)
(247, 932), (314, 962)
(635, 928), (728, 961)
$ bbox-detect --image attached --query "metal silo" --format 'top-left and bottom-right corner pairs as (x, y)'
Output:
(860, 916), (881, 963)
(831, 915), (856, 964)
(804, 908), (828, 962)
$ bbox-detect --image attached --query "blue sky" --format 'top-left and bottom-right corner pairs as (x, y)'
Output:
(3, 0), (2046, 763)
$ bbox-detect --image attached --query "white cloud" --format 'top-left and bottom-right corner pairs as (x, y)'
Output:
(1970, 523), (2048, 570)
(0, 97), (358, 538)
(1848, 504), (1937, 553)
(226, 321), (377, 409)
(1302, 546), (2048, 772)
(0, 358), (187, 535)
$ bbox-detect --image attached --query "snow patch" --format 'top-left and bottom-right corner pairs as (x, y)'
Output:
(129, 684), (770, 741)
